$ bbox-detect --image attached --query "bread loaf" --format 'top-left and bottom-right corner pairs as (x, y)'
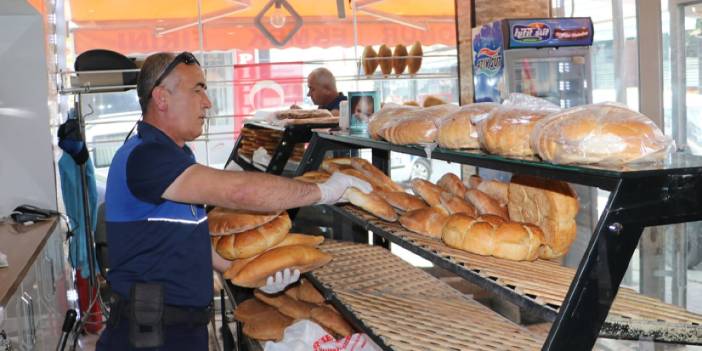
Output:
(281, 116), (339, 125)
(439, 191), (477, 216)
(297, 279), (325, 304)
(467, 175), (482, 189)
(242, 308), (293, 341)
(254, 290), (317, 320)
(508, 175), (578, 259)
(295, 171), (331, 183)
(380, 104), (459, 145)
(464, 189), (508, 219)
(223, 255), (256, 280)
(275, 109), (333, 120)
(208, 208), (281, 235)
(436, 173), (467, 197)
(437, 103), (498, 149)
(399, 207), (449, 238)
(393, 44), (408, 74)
(423, 95), (447, 107)
(375, 191), (427, 212)
(368, 105), (418, 140)
(403, 101), (420, 107)
(234, 298), (276, 323)
(477, 108), (553, 156)
(321, 157), (353, 173)
(408, 41), (423, 74)
(350, 157), (405, 192)
(378, 44), (393, 75)
(476, 179), (509, 207)
(275, 233), (325, 248)
(410, 178), (443, 207)
(231, 245), (332, 288)
(222, 213), (291, 259)
(362, 45), (378, 75)
(345, 187), (398, 222)
(531, 102), (672, 164)
(442, 214), (545, 261)
(339, 168), (385, 192)
(311, 305), (354, 337)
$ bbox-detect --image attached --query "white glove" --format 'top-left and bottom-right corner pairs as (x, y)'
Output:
(316, 172), (373, 205)
(259, 268), (301, 294)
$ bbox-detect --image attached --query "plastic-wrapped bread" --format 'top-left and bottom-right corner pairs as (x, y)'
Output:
(407, 41), (423, 74)
(437, 103), (498, 149)
(476, 94), (560, 156)
(399, 207), (449, 238)
(423, 95), (447, 107)
(380, 104), (459, 145)
(508, 175), (578, 259)
(367, 104), (419, 140)
(378, 44), (393, 75)
(393, 44), (408, 74)
(442, 213), (545, 261)
(477, 107), (554, 156)
(530, 102), (673, 165)
(362, 45), (378, 75)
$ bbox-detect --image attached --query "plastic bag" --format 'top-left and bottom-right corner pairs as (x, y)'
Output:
(378, 104), (459, 145)
(367, 104), (419, 140)
(436, 103), (498, 149)
(530, 102), (674, 165)
(264, 320), (381, 351)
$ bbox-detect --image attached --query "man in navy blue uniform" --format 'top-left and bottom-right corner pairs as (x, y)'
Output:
(97, 52), (370, 350)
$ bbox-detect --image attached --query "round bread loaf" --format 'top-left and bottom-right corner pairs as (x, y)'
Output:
(231, 245), (332, 288)
(531, 102), (671, 164)
(408, 41), (423, 74)
(362, 45), (378, 75)
(393, 44), (408, 74)
(378, 44), (393, 75)
(477, 108), (553, 156)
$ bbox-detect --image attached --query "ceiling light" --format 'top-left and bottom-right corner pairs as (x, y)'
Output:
(270, 1), (286, 29)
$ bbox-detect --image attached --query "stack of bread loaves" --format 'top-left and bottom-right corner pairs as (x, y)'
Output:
(208, 208), (332, 288)
(234, 278), (353, 341)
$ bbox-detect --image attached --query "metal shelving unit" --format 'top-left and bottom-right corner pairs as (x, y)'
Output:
(292, 130), (702, 350)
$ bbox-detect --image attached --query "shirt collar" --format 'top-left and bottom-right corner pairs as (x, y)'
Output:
(136, 121), (192, 154)
(319, 93), (347, 110)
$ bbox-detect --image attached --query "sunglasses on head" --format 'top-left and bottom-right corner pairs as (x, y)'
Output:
(145, 51), (201, 105)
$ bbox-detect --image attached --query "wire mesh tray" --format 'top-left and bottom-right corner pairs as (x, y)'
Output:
(308, 240), (545, 350)
(332, 204), (702, 344)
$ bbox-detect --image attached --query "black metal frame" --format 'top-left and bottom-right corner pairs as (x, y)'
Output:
(226, 121), (338, 175)
(294, 132), (702, 351)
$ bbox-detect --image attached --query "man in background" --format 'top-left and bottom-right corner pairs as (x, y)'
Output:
(295, 67), (347, 116)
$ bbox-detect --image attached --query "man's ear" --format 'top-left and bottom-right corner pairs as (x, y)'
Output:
(151, 86), (168, 110)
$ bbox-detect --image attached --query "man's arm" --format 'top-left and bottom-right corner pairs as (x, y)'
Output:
(163, 164), (320, 212)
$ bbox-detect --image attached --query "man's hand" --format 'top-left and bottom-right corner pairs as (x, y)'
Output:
(259, 268), (300, 294)
(315, 172), (373, 205)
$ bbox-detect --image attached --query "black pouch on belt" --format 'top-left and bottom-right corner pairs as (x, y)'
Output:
(128, 283), (164, 348)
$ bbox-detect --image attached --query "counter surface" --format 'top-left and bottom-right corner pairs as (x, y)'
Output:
(0, 218), (58, 306)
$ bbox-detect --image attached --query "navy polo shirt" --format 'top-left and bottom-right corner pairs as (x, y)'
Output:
(319, 93), (347, 112)
(105, 121), (212, 308)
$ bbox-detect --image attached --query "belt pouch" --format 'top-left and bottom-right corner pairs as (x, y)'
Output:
(128, 283), (164, 348)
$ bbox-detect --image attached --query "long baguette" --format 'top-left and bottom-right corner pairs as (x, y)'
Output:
(231, 245), (332, 288)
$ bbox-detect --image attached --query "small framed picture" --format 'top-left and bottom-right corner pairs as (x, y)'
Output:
(348, 91), (380, 134)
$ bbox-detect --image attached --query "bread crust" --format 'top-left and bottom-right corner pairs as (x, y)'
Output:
(231, 245), (332, 288)
(208, 207), (281, 235)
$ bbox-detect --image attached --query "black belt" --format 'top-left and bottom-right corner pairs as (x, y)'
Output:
(110, 298), (212, 327)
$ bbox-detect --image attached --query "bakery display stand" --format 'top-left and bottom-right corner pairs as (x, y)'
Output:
(293, 130), (702, 350)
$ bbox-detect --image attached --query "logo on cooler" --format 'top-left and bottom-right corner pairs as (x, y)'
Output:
(474, 47), (502, 76)
(512, 22), (551, 42)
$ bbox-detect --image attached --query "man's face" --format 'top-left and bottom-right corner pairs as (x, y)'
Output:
(162, 64), (212, 143)
(307, 75), (325, 106)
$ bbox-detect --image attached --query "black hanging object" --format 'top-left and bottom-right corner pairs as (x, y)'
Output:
(74, 49), (138, 91)
(58, 117), (89, 165)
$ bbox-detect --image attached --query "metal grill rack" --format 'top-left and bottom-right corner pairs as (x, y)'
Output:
(306, 241), (546, 351)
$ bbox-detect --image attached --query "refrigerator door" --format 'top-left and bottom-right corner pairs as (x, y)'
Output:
(504, 47), (592, 108)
